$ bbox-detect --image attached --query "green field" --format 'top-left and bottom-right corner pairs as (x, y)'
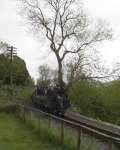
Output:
(0, 113), (68, 150)
(0, 113), (96, 150)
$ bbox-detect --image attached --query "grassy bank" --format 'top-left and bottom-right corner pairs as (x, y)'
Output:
(0, 85), (33, 104)
(0, 113), (97, 150)
(0, 113), (68, 150)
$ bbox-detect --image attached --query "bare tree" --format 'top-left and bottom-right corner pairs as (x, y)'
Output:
(0, 41), (9, 55)
(37, 64), (58, 87)
(66, 53), (88, 84)
(66, 53), (120, 85)
(37, 64), (51, 87)
(19, 0), (113, 88)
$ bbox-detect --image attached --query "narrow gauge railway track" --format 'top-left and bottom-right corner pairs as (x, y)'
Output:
(25, 103), (120, 145)
(64, 112), (120, 140)
(15, 103), (120, 150)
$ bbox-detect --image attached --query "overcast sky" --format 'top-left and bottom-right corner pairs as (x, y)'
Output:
(0, 0), (120, 80)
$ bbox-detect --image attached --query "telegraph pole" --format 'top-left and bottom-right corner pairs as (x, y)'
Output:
(7, 46), (17, 101)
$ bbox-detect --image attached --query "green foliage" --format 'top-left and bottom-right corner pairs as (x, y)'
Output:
(68, 79), (120, 125)
(100, 80), (120, 124)
(13, 85), (34, 101)
(0, 54), (33, 86)
(0, 85), (34, 103)
(68, 81), (104, 118)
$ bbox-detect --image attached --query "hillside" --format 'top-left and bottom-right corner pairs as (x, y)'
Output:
(0, 54), (32, 86)
(0, 54), (34, 103)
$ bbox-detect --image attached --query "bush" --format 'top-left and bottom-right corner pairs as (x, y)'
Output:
(0, 55), (33, 86)
(0, 85), (34, 104)
(68, 79), (120, 125)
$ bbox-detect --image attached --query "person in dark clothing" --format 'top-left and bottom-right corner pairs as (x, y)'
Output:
(47, 87), (53, 96)
(36, 85), (45, 95)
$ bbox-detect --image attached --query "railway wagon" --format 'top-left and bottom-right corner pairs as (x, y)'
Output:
(32, 86), (70, 116)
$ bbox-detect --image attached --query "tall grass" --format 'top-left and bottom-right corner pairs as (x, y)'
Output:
(0, 113), (97, 150)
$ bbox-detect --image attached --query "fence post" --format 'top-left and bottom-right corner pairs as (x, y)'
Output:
(23, 105), (25, 123)
(30, 109), (32, 123)
(48, 114), (51, 129)
(77, 128), (82, 150)
(108, 140), (112, 150)
(61, 120), (64, 143)
(38, 114), (41, 133)
(16, 104), (19, 117)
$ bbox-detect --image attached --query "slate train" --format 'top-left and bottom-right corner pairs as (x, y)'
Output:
(32, 85), (70, 116)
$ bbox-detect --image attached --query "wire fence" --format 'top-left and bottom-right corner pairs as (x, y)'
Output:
(16, 104), (120, 150)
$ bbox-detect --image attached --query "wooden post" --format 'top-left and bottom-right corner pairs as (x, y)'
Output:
(48, 115), (51, 128)
(38, 115), (41, 133)
(77, 128), (82, 150)
(30, 109), (32, 123)
(9, 46), (13, 101)
(108, 140), (112, 150)
(61, 120), (64, 143)
(23, 106), (25, 123)
(7, 46), (17, 101)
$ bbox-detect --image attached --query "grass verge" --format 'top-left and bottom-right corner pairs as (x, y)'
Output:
(0, 113), (97, 150)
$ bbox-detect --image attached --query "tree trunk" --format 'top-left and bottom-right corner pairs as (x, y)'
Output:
(58, 60), (64, 89)
(55, 53), (64, 89)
